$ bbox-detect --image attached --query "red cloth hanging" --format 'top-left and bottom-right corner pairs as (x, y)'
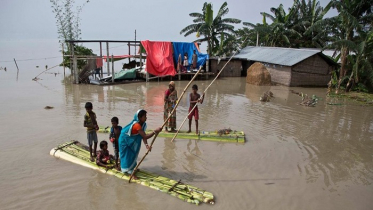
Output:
(96, 58), (103, 68)
(141, 40), (176, 76)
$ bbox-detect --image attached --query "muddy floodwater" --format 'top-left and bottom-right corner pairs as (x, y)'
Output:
(0, 64), (372, 210)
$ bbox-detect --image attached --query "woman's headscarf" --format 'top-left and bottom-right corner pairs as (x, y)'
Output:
(123, 109), (147, 136)
(169, 81), (175, 88)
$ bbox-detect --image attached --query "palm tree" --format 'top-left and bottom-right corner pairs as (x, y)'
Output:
(180, 2), (241, 55)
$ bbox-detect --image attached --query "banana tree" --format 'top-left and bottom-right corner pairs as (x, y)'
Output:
(180, 2), (241, 55)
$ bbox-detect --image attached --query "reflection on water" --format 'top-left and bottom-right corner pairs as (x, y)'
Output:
(60, 77), (373, 202)
(1, 69), (373, 209)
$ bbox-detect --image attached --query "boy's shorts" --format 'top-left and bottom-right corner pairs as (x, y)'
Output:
(112, 142), (119, 159)
(188, 106), (199, 120)
(87, 131), (98, 146)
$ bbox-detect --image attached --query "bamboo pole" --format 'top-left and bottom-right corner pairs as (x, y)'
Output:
(32, 64), (59, 80)
(171, 49), (242, 142)
(129, 66), (203, 182)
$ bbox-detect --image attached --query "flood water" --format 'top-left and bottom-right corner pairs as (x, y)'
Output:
(0, 44), (373, 210)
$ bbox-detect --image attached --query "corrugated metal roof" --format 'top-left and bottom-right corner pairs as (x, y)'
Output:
(234, 46), (321, 66)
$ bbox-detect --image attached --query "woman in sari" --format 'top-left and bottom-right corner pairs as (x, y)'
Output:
(118, 109), (161, 179)
(164, 81), (178, 132)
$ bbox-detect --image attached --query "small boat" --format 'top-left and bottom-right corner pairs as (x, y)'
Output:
(50, 141), (215, 205)
(98, 126), (245, 143)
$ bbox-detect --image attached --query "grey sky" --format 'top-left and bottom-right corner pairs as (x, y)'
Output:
(0, 0), (336, 59)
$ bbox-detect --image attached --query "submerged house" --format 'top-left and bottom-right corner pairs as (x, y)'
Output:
(233, 46), (337, 86)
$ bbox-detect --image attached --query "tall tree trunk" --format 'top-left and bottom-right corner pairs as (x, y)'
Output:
(336, 46), (348, 94)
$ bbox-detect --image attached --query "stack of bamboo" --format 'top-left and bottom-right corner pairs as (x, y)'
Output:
(50, 141), (215, 205)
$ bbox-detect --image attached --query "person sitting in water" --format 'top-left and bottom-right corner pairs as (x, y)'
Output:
(96, 140), (114, 169)
(118, 109), (162, 180)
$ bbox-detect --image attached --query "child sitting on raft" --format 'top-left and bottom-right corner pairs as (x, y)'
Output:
(96, 140), (114, 170)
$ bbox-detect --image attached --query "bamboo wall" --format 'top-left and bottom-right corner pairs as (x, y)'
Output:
(290, 54), (331, 86)
(267, 66), (292, 86)
(209, 59), (242, 77)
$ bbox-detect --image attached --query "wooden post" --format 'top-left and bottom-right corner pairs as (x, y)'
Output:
(128, 42), (131, 62)
(70, 42), (74, 83)
(134, 30), (137, 57)
(61, 43), (65, 76)
(106, 42), (110, 76)
(140, 46), (142, 67)
(206, 58), (209, 72)
(111, 54), (115, 83)
(14, 58), (19, 81)
(100, 42), (103, 77)
(73, 55), (78, 84)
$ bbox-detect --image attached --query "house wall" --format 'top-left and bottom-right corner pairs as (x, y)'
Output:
(291, 54), (332, 86)
(210, 59), (242, 77)
(267, 65), (292, 86)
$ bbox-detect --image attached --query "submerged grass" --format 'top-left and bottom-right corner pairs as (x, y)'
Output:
(328, 91), (373, 106)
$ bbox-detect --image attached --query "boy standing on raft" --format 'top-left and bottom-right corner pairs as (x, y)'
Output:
(110, 117), (122, 170)
(187, 84), (204, 134)
(83, 102), (99, 162)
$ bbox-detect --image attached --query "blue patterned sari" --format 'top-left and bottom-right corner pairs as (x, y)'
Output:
(119, 110), (147, 173)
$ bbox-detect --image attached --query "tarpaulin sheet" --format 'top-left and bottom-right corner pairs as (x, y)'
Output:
(102, 55), (135, 62)
(141, 40), (176, 76)
(172, 42), (209, 70)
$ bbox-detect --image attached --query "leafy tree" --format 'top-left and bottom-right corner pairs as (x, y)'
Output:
(180, 2), (241, 55)
(244, 4), (300, 47)
(242, 13), (273, 47)
(50, 0), (94, 70)
(61, 45), (95, 71)
(322, 0), (373, 93)
(293, 0), (330, 48)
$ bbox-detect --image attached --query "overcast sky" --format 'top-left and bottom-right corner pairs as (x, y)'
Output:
(0, 0), (336, 58)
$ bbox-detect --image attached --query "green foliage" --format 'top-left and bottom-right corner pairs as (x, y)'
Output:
(180, 2), (241, 56)
(238, 0), (373, 92)
(50, 0), (94, 70)
(62, 45), (95, 70)
(353, 83), (369, 93)
(50, 0), (90, 41)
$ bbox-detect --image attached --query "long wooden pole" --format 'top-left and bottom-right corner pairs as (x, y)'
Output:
(129, 66), (203, 182)
(171, 48), (242, 142)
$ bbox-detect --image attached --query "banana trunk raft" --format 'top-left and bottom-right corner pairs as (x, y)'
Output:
(50, 141), (215, 205)
(99, 126), (245, 143)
